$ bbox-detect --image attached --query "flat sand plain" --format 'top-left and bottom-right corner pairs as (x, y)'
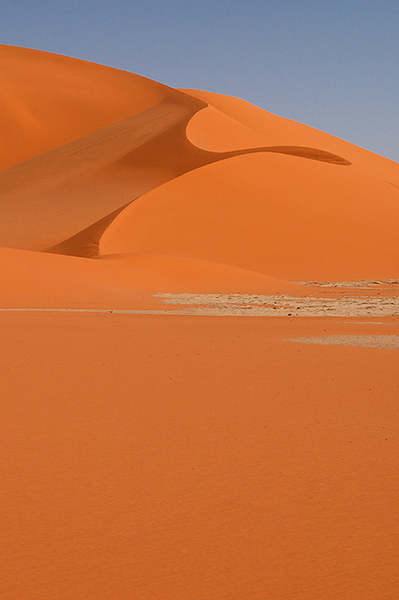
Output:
(1, 45), (399, 599)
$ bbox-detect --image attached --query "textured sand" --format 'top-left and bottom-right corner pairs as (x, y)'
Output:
(288, 334), (399, 349)
(1, 313), (399, 600)
(1, 45), (399, 599)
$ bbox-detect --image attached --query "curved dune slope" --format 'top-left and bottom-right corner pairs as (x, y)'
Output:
(100, 151), (399, 281)
(0, 83), (349, 257)
(0, 94), (207, 253)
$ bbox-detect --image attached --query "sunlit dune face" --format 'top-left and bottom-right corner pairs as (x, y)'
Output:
(99, 152), (399, 281)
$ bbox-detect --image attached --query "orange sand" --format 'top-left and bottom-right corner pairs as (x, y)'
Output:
(0, 45), (398, 599)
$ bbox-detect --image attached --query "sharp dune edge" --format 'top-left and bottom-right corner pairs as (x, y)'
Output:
(1, 45), (399, 599)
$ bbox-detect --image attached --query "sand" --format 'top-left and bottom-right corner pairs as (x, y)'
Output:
(0, 45), (398, 599)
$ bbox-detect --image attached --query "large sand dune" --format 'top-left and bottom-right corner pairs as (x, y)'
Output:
(1, 45), (398, 599)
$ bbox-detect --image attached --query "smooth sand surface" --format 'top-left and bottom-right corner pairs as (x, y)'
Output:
(100, 152), (399, 281)
(1, 45), (399, 599)
(1, 314), (399, 600)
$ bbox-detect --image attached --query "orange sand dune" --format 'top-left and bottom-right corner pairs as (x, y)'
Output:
(0, 90), (348, 257)
(100, 152), (399, 281)
(1, 46), (399, 600)
(2, 45), (397, 282)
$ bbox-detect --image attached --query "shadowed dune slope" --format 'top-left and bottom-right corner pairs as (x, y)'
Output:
(0, 94), (208, 252)
(0, 45), (182, 170)
(100, 152), (399, 282)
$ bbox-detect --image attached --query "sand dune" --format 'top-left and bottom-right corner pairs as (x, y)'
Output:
(1, 45), (399, 599)
(0, 89), (350, 258)
(100, 152), (399, 281)
(1, 45), (398, 282)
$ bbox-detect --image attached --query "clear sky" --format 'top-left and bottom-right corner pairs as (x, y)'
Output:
(2, 0), (398, 162)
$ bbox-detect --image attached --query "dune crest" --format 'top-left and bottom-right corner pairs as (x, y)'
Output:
(182, 88), (399, 182)
(185, 105), (351, 164)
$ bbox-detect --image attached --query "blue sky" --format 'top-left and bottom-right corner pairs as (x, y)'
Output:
(2, 0), (398, 161)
